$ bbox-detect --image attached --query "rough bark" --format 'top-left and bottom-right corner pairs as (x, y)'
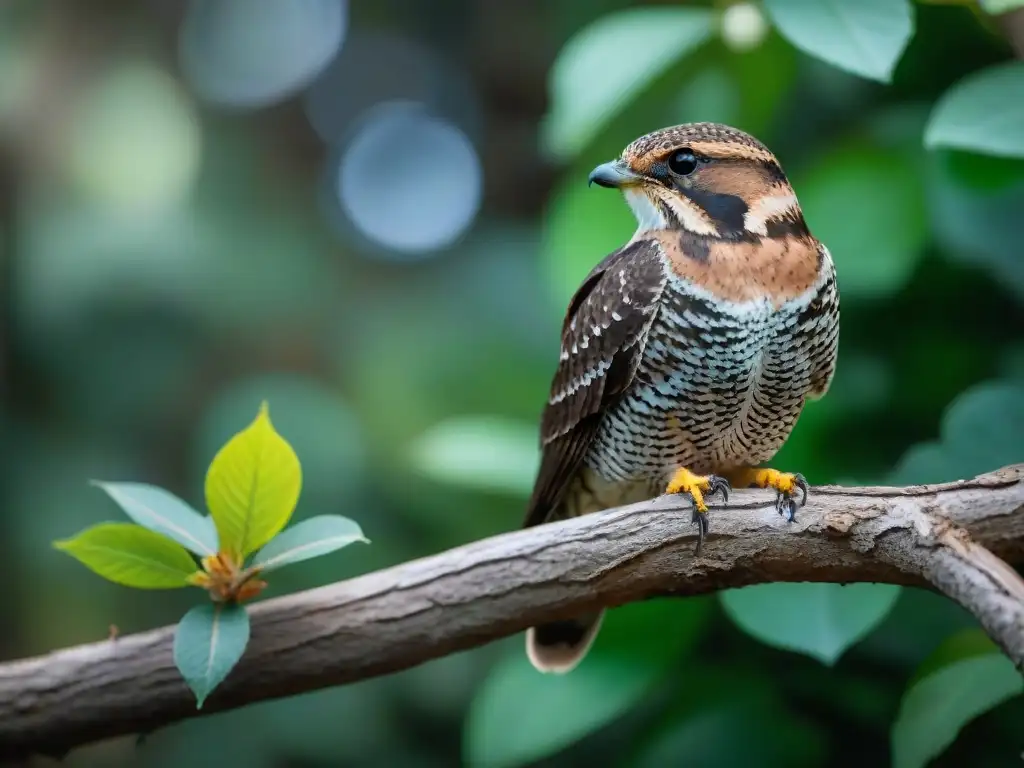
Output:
(1, 466), (1023, 760)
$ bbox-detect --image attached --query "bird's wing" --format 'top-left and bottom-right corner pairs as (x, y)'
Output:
(524, 238), (667, 528)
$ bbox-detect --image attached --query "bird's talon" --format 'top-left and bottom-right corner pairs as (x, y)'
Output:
(727, 467), (808, 524)
(773, 489), (799, 522)
(691, 507), (709, 556)
(777, 495), (797, 522)
(794, 473), (809, 507)
(707, 474), (731, 503)
(665, 468), (726, 556)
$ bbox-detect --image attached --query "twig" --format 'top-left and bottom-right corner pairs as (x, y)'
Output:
(1, 466), (1022, 760)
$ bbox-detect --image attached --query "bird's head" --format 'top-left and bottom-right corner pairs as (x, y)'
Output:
(588, 122), (808, 241)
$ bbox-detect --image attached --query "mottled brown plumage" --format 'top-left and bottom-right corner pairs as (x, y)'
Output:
(523, 122), (840, 674)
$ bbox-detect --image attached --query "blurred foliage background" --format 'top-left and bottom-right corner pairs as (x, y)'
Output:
(2, 1), (1023, 767)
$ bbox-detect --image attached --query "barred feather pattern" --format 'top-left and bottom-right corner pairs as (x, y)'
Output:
(523, 241), (669, 528)
(584, 242), (839, 484)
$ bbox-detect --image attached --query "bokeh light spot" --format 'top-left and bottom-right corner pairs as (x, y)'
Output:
(179, 0), (346, 109)
(304, 29), (480, 146)
(721, 2), (768, 53)
(337, 102), (482, 256)
(63, 62), (201, 211)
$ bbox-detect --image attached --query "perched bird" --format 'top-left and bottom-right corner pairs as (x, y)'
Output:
(522, 122), (840, 674)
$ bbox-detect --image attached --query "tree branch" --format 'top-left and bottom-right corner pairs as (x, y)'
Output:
(2, 466), (1023, 759)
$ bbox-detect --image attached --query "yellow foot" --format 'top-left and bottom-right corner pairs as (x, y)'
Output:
(725, 467), (809, 522)
(664, 467), (731, 555)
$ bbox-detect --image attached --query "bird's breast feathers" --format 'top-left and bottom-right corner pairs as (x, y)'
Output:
(644, 228), (831, 310)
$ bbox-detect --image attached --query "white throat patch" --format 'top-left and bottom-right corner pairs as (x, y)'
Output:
(624, 188), (667, 237)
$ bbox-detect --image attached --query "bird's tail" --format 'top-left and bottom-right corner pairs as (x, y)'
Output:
(523, 472), (604, 673)
(525, 610), (604, 674)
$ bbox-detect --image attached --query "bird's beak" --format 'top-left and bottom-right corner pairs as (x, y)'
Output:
(588, 160), (642, 189)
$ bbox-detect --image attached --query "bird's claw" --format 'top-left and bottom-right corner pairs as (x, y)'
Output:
(705, 474), (731, 504)
(691, 506), (709, 555)
(664, 469), (731, 557)
(693, 473), (730, 555)
(774, 472), (808, 522)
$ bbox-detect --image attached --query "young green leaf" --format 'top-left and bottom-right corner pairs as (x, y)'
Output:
(761, 0), (913, 83)
(173, 602), (251, 708)
(542, 7), (713, 159)
(54, 522), (198, 588)
(891, 630), (1023, 768)
(91, 480), (218, 556)
(251, 515), (368, 573)
(720, 582), (902, 665)
(205, 400), (302, 561)
(925, 61), (1024, 159)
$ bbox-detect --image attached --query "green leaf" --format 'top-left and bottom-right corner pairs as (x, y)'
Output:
(53, 522), (198, 588)
(193, 372), (364, 514)
(633, 699), (826, 768)
(467, 655), (651, 768)
(941, 381), (1024, 472)
(891, 632), (1023, 768)
(942, 149), (1024, 193)
(541, 7), (714, 159)
(796, 145), (927, 298)
(891, 381), (1024, 484)
(91, 480), (218, 556)
(720, 582), (902, 664)
(908, 628), (1004, 686)
(761, 0), (913, 83)
(173, 602), (251, 708)
(407, 415), (539, 497)
(251, 515), (368, 572)
(464, 598), (710, 767)
(979, 0), (1024, 16)
(925, 62), (1024, 159)
(889, 441), (963, 486)
(205, 400), (302, 561)
(926, 151), (1024, 300)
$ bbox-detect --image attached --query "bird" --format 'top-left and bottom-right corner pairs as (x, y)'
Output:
(521, 121), (840, 675)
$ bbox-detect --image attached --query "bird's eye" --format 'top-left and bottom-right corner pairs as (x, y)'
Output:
(668, 150), (698, 176)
